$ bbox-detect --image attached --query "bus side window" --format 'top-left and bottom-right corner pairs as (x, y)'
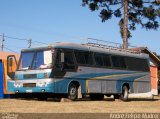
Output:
(111, 56), (126, 69)
(103, 55), (111, 67)
(126, 57), (149, 72)
(63, 51), (76, 71)
(55, 51), (61, 69)
(75, 51), (94, 66)
(75, 51), (86, 64)
(95, 53), (104, 66)
(94, 53), (111, 67)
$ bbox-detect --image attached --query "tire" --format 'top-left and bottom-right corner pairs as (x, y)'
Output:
(68, 83), (78, 100)
(120, 86), (129, 101)
(90, 94), (104, 100)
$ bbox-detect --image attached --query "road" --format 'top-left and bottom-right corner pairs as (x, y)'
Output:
(0, 96), (160, 113)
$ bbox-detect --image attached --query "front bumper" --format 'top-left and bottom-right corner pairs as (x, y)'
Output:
(14, 86), (54, 93)
(14, 81), (55, 93)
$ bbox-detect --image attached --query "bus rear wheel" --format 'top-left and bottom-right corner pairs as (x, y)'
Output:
(120, 86), (129, 101)
(68, 83), (78, 101)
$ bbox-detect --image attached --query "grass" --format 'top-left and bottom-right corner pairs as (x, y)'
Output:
(0, 96), (160, 113)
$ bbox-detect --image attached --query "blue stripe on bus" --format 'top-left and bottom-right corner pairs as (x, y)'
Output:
(70, 71), (140, 79)
(15, 71), (149, 94)
(53, 73), (148, 94)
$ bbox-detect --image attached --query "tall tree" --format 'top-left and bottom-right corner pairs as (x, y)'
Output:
(82, 0), (160, 49)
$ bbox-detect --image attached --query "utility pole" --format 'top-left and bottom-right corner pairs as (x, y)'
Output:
(123, 0), (128, 49)
(28, 39), (32, 48)
(1, 33), (4, 51)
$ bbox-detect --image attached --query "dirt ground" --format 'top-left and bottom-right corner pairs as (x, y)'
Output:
(0, 96), (160, 113)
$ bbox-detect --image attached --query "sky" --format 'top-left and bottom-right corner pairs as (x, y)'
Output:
(0, 0), (159, 54)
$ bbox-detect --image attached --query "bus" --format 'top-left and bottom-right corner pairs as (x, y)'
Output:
(8, 42), (151, 101)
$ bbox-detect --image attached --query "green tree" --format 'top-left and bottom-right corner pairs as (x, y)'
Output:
(82, 0), (160, 49)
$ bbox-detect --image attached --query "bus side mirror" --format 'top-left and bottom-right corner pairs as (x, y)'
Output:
(9, 57), (13, 67)
(60, 52), (64, 63)
(7, 55), (18, 80)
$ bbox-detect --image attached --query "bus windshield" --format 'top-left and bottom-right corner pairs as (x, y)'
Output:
(18, 50), (53, 70)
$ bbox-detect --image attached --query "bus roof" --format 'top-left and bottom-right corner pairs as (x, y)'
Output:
(22, 42), (149, 59)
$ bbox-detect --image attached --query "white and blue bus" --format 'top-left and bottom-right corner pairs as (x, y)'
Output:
(8, 42), (151, 101)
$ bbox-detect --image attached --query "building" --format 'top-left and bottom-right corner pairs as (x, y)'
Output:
(131, 47), (160, 95)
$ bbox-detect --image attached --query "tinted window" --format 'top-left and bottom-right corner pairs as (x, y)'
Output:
(65, 52), (74, 64)
(95, 53), (104, 66)
(103, 55), (111, 67)
(55, 50), (61, 69)
(126, 57), (149, 72)
(94, 53), (111, 67)
(111, 56), (126, 69)
(75, 51), (85, 64)
(75, 51), (94, 65)
(85, 53), (94, 65)
(55, 50), (76, 70)
(64, 51), (76, 70)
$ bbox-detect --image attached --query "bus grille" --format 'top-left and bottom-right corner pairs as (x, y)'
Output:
(24, 74), (37, 79)
(23, 83), (36, 87)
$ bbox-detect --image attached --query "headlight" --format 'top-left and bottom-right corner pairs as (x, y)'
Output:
(14, 82), (22, 88)
(37, 82), (48, 87)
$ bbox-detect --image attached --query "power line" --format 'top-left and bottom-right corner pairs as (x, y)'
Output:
(1, 33), (138, 52)
(5, 45), (24, 49)
(32, 41), (48, 45)
(0, 34), (28, 41)
(0, 34), (47, 45)
(4, 46), (18, 53)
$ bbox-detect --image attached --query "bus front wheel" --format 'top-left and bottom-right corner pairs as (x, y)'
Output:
(120, 85), (129, 101)
(68, 83), (78, 101)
